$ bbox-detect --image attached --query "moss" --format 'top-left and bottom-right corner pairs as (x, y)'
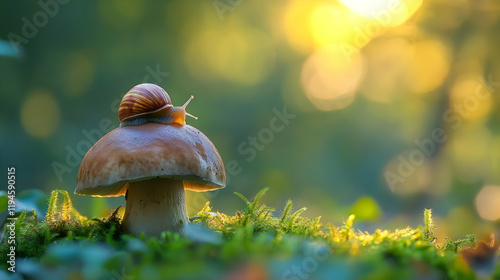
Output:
(423, 208), (436, 243)
(0, 188), (495, 279)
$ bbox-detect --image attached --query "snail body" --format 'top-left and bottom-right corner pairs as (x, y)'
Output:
(118, 83), (197, 127)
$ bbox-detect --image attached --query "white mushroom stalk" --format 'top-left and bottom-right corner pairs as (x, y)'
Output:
(121, 178), (187, 236)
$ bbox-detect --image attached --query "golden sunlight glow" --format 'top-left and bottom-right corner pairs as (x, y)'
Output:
(340, 0), (422, 27)
(284, 0), (423, 55)
(449, 75), (492, 122)
(20, 90), (60, 139)
(309, 4), (363, 47)
(340, 0), (402, 18)
(404, 39), (451, 94)
(185, 192), (206, 217)
(215, 30), (275, 85)
(185, 21), (275, 87)
(283, 0), (317, 53)
(301, 46), (364, 111)
(475, 185), (500, 221)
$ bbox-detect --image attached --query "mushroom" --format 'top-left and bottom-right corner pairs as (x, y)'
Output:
(75, 84), (225, 236)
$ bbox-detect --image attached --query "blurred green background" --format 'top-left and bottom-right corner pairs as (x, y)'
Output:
(1, 0), (500, 242)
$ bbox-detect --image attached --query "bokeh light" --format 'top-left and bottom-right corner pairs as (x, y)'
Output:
(360, 37), (413, 103)
(340, 0), (422, 27)
(349, 196), (381, 221)
(449, 75), (492, 122)
(283, 0), (317, 53)
(475, 185), (500, 221)
(20, 90), (61, 139)
(309, 3), (363, 47)
(185, 22), (275, 87)
(301, 45), (364, 111)
(404, 39), (451, 94)
(60, 52), (95, 97)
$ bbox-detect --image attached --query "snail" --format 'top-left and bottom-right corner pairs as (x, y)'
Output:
(118, 83), (197, 127)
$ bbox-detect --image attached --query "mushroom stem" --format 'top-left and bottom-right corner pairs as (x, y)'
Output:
(121, 178), (188, 236)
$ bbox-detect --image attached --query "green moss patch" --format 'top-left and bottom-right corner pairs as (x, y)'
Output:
(0, 188), (498, 279)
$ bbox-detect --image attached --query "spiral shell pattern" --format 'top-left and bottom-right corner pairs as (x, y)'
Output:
(118, 83), (172, 122)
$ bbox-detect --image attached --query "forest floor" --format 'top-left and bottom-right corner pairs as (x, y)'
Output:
(0, 188), (498, 280)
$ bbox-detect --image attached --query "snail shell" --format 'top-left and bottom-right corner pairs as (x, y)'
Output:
(118, 83), (173, 123)
(118, 83), (197, 127)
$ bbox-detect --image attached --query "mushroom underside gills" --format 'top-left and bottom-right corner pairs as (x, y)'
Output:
(121, 178), (188, 236)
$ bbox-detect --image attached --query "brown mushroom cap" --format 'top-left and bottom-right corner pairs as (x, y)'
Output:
(75, 123), (226, 197)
